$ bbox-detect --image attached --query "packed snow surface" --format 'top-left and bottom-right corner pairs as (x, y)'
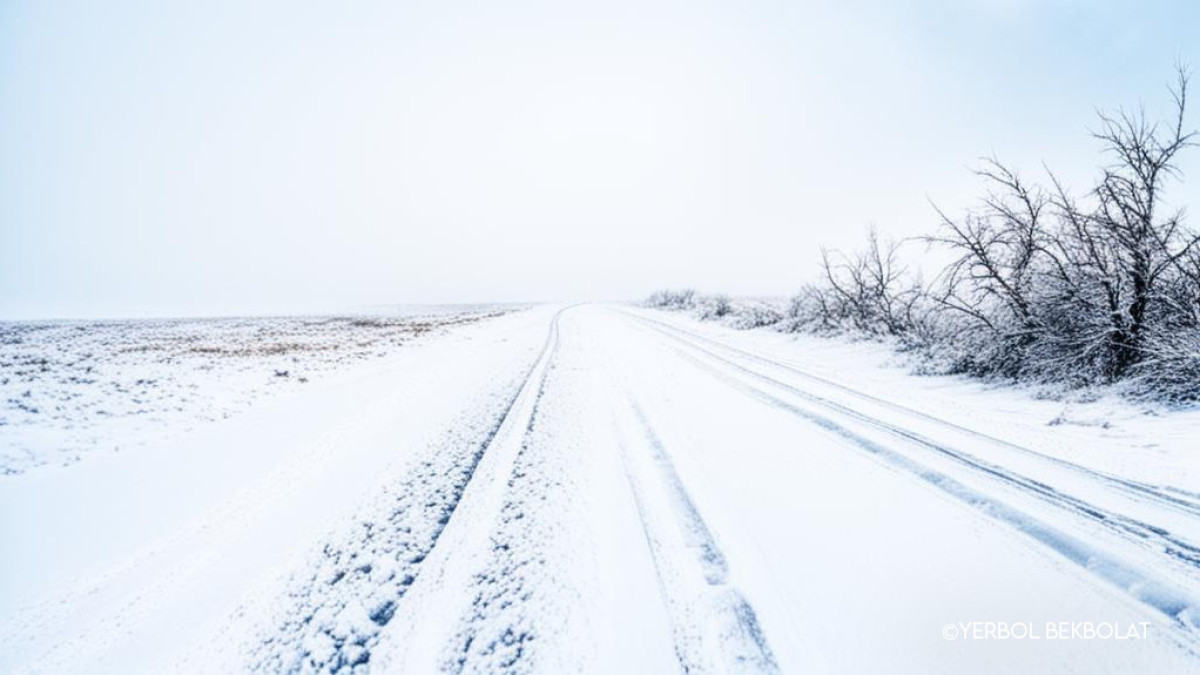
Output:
(1, 304), (1198, 673)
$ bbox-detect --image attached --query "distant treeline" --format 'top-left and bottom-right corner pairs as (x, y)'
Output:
(648, 68), (1200, 402)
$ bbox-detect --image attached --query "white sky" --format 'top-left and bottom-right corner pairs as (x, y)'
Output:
(2, 0), (1198, 318)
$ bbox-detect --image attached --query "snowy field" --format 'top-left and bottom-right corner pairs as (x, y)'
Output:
(0, 307), (510, 474)
(2, 304), (1199, 673)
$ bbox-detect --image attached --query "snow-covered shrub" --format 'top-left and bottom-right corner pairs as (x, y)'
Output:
(727, 301), (784, 329)
(777, 287), (831, 334)
(645, 290), (787, 330)
(644, 289), (696, 310)
(1124, 331), (1200, 402)
(694, 294), (732, 320)
(779, 229), (926, 341)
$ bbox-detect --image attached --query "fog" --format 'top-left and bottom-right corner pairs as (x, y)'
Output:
(2, 0), (1197, 318)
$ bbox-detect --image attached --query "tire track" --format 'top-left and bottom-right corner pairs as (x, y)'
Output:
(370, 310), (566, 674)
(246, 313), (562, 673)
(626, 310), (1200, 515)
(625, 314), (1200, 647)
(624, 312), (1200, 572)
(616, 396), (779, 674)
(441, 373), (566, 674)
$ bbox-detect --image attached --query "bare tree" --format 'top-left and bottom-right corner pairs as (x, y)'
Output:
(807, 227), (923, 338)
(927, 158), (1048, 336)
(921, 67), (1197, 384)
(1086, 66), (1197, 376)
(660, 68), (1198, 399)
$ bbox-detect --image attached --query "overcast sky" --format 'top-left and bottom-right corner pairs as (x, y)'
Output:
(2, 0), (1198, 318)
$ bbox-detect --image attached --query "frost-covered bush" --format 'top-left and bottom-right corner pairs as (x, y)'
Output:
(727, 301), (784, 329)
(778, 229), (926, 342)
(646, 290), (788, 325)
(694, 294), (732, 320)
(644, 69), (1200, 403)
(644, 289), (696, 310)
(776, 287), (833, 335)
(920, 69), (1199, 393)
(1125, 328), (1200, 402)
(643, 291), (785, 330)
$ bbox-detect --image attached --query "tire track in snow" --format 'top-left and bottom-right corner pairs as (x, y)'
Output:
(441, 374), (565, 674)
(627, 311), (1200, 516)
(627, 316), (1200, 648)
(435, 309), (609, 674)
(616, 397), (779, 674)
(370, 310), (568, 674)
(246, 316), (561, 673)
(625, 312), (1200, 573)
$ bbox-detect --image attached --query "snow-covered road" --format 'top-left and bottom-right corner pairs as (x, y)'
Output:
(2, 305), (1198, 673)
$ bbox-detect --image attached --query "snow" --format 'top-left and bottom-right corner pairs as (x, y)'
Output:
(0, 308), (514, 474)
(650, 306), (1200, 497)
(0, 307), (548, 671)
(1, 304), (1198, 673)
